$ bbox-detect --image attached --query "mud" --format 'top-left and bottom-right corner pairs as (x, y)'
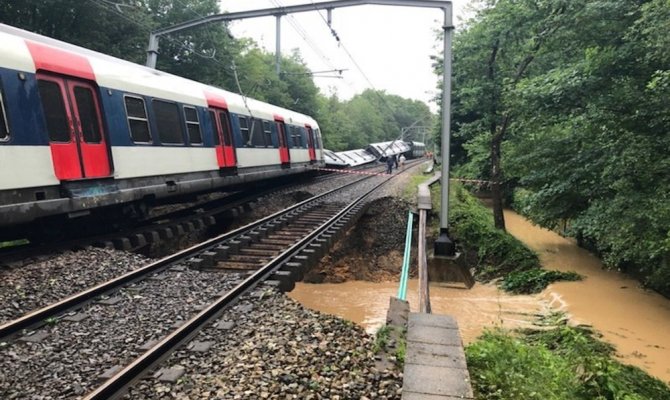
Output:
(304, 197), (413, 283)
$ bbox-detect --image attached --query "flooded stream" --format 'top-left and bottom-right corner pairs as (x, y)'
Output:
(504, 209), (670, 383)
(290, 208), (670, 384)
(290, 280), (544, 343)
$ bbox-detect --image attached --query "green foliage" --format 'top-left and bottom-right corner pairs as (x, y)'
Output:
(444, 0), (670, 295)
(394, 334), (406, 368)
(317, 90), (434, 151)
(468, 324), (670, 400)
(501, 269), (581, 294)
(448, 184), (539, 280)
(466, 329), (579, 399)
(522, 323), (670, 400)
(373, 325), (391, 353)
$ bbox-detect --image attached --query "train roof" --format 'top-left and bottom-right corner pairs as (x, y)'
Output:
(323, 150), (348, 166)
(0, 23), (318, 127)
(367, 140), (411, 156)
(336, 149), (376, 167)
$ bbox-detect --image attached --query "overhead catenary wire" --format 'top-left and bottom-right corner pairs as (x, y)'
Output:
(307, 0), (402, 133)
(89, 0), (267, 121)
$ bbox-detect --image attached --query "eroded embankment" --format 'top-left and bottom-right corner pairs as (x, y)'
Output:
(304, 197), (411, 283)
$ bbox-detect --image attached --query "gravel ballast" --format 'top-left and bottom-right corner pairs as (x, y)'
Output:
(127, 290), (402, 400)
(0, 248), (149, 324)
(0, 165), (416, 399)
(0, 267), (244, 399)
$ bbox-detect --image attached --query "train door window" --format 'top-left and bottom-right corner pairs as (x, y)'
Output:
(239, 116), (250, 146)
(183, 106), (202, 145)
(290, 126), (302, 147)
(314, 129), (322, 148)
(124, 96), (151, 143)
(218, 111), (232, 146)
(0, 87), (8, 141)
(152, 99), (183, 144)
(263, 121), (273, 147)
(37, 79), (70, 142)
(209, 111), (220, 145)
(73, 86), (102, 143)
(250, 118), (265, 147)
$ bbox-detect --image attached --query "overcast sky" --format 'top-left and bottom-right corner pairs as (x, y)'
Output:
(219, 1), (471, 112)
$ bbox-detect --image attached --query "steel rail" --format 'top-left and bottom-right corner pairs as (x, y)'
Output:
(83, 164), (390, 400)
(0, 174), (374, 341)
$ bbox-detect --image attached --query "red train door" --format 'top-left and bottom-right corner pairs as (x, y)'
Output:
(209, 108), (236, 169)
(305, 124), (316, 163)
(275, 116), (290, 167)
(37, 74), (110, 180)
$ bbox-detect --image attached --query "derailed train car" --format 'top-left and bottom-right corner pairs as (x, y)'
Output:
(0, 24), (324, 240)
(323, 140), (427, 169)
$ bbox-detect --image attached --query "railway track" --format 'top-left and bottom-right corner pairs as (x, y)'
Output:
(0, 171), (353, 268)
(0, 166), (403, 399)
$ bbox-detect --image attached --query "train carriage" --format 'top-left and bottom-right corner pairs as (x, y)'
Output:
(0, 24), (323, 239)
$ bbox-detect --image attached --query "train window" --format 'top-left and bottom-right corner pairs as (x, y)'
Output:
(290, 126), (302, 148)
(209, 111), (220, 145)
(124, 96), (151, 143)
(73, 86), (102, 143)
(183, 106), (202, 145)
(239, 116), (250, 146)
(263, 121), (273, 147)
(152, 100), (183, 144)
(37, 80), (70, 142)
(218, 112), (232, 146)
(0, 89), (8, 141)
(250, 119), (265, 147)
(314, 129), (321, 149)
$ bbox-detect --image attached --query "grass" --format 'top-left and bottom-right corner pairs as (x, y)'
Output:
(394, 333), (407, 367)
(374, 325), (391, 353)
(402, 173), (431, 201)
(466, 317), (670, 400)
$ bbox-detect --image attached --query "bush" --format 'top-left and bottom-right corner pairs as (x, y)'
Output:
(467, 324), (670, 400)
(501, 269), (582, 294)
(522, 323), (670, 400)
(448, 184), (540, 280)
(466, 330), (579, 399)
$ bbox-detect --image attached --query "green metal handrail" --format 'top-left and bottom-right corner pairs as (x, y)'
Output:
(397, 211), (414, 300)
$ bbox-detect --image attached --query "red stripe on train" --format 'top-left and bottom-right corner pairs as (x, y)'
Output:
(25, 41), (95, 81)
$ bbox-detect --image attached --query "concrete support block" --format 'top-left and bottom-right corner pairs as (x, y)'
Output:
(214, 245), (230, 260)
(130, 233), (147, 248)
(158, 228), (174, 240)
(144, 231), (160, 243)
(113, 237), (131, 251)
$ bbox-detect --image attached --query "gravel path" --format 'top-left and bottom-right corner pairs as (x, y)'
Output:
(126, 290), (402, 400)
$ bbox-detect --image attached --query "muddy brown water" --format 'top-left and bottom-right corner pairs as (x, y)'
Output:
(290, 208), (670, 384)
(504, 209), (670, 384)
(290, 280), (544, 342)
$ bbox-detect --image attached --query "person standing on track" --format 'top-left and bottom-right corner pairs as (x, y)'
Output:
(399, 154), (406, 169)
(386, 155), (394, 174)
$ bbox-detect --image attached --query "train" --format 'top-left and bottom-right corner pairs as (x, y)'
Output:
(324, 140), (427, 169)
(0, 24), (325, 241)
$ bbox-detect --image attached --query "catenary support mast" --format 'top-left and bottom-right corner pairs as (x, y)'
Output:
(145, 1), (455, 254)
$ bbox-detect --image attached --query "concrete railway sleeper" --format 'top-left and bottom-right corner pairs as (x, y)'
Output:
(0, 171), (349, 269)
(0, 169), (402, 399)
